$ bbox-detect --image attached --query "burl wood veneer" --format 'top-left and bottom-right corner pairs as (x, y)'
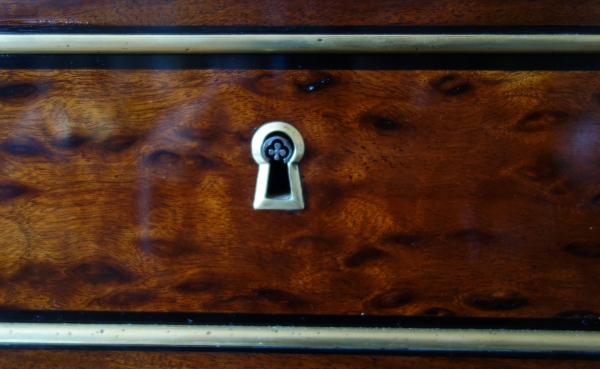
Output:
(0, 70), (599, 317)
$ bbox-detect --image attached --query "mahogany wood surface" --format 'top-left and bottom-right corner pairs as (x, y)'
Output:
(1, 0), (600, 27)
(0, 69), (599, 318)
(1, 350), (599, 369)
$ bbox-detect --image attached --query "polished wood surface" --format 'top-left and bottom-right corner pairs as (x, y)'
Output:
(0, 70), (599, 317)
(1, 0), (600, 27)
(1, 350), (598, 369)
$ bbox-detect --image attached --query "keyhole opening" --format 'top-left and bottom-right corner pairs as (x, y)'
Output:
(267, 160), (291, 199)
(263, 132), (294, 200)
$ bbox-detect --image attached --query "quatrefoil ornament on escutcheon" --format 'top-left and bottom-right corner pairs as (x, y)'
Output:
(261, 135), (294, 163)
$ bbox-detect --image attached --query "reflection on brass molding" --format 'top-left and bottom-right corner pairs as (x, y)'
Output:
(1, 34), (600, 53)
(0, 323), (599, 351)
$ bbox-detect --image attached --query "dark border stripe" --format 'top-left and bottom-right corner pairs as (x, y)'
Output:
(1, 345), (600, 359)
(3, 26), (600, 35)
(0, 310), (598, 331)
(1, 54), (600, 70)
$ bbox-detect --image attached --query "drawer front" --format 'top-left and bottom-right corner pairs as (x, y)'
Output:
(3, 0), (600, 360)
(0, 68), (599, 318)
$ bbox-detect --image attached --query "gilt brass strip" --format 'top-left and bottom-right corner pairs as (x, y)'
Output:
(1, 34), (600, 53)
(0, 323), (598, 351)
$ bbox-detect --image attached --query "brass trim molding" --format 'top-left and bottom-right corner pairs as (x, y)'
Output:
(1, 34), (600, 53)
(0, 323), (599, 351)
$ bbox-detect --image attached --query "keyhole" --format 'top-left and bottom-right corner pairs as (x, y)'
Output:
(267, 160), (291, 199)
(251, 121), (304, 210)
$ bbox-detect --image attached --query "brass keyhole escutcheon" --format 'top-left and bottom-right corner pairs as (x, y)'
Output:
(251, 122), (305, 210)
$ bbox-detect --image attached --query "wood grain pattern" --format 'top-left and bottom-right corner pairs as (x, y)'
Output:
(1, 0), (600, 27)
(1, 350), (599, 369)
(0, 70), (600, 317)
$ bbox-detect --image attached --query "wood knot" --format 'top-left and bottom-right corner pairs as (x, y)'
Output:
(516, 110), (570, 132)
(431, 74), (471, 96)
(368, 289), (414, 310)
(359, 106), (411, 136)
(454, 228), (495, 243)
(0, 83), (43, 103)
(564, 241), (600, 258)
(343, 247), (389, 268)
(102, 135), (137, 152)
(296, 74), (335, 92)
(466, 290), (528, 311)
(1, 137), (47, 157)
(0, 183), (31, 202)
